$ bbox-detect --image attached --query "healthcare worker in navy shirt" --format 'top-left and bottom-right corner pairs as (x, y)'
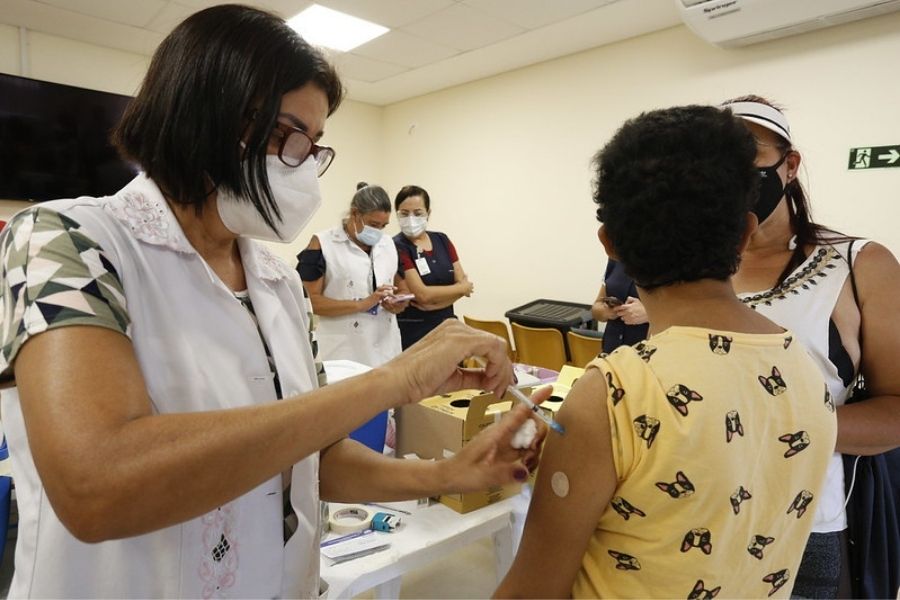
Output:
(591, 259), (649, 353)
(393, 185), (474, 349)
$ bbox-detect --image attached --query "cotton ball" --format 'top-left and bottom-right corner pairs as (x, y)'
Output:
(511, 418), (537, 449)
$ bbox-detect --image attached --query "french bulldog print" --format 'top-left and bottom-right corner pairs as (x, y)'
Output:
(608, 550), (641, 571)
(824, 385), (835, 412)
(611, 496), (646, 520)
(762, 569), (790, 597)
(758, 366), (787, 396)
(787, 490), (814, 518)
(708, 334), (732, 355)
(633, 415), (661, 449)
(730, 486), (752, 515)
(778, 431), (810, 458)
(687, 580), (721, 599)
(607, 372), (625, 405)
(656, 471), (695, 498)
(747, 535), (775, 560)
(681, 528), (712, 555)
(634, 341), (657, 362)
(725, 410), (744, 443)
(667, 384), (703, 416)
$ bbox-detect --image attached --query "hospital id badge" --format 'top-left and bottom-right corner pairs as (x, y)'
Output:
(415, 256), (431, 276)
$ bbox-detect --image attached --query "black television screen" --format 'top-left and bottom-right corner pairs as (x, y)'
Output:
(0, 73), (139, 201)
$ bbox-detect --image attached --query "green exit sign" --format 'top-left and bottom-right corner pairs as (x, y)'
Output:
(849, 145), (900, 170)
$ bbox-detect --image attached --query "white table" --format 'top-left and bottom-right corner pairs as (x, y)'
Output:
(320, 494), (528, 599)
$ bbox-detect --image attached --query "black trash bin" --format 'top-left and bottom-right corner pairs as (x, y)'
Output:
(505, 299), (594, 361)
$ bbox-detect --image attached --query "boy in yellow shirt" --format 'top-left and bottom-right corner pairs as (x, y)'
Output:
(495, 105), (836, 599)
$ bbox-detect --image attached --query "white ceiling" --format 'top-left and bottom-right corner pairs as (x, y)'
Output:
(0, 0), (683, 105)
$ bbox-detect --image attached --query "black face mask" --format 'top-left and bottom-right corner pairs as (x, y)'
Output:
(754, 152), (789, 223)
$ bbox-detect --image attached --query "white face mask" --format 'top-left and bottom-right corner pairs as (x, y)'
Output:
(216, 155), (321, 243)
(355, 220), (383, 246)
(399, 214), (428, 238)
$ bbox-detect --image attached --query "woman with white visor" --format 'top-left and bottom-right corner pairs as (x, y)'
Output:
(726, 95), (900, 598)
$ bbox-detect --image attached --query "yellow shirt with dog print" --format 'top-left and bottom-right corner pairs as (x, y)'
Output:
(573, 326), (836, 599)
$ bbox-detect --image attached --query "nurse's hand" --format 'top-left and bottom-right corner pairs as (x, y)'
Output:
(439, 387), (552, 492)
(360, 284), (395, 312)
(380, 295), (410, 314)
(384, 319), (513, 404)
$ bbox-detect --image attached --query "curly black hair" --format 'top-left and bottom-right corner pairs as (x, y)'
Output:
(593, 105), (759, 290)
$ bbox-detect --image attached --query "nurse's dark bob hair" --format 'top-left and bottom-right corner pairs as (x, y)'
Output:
(113, 4), (343, 230)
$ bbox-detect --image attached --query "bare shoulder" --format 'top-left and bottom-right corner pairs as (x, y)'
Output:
(557, 367), (609, 429)
(855, 241), (900, 285)
(856, 241), (898, 267)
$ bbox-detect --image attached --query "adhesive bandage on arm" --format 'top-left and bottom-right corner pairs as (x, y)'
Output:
(551, 471), (570, 498)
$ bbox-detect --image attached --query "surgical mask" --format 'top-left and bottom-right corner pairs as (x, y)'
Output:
(216, 155), (321, 243)
(399, 215), (428, 238)
(754, 152), (789, 223)
(355, 221), (383, 246)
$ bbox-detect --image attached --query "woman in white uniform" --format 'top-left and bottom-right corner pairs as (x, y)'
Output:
(298, 183), (406, 367)
(0, 6), (544, 598)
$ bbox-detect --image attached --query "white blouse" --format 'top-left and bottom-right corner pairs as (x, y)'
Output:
(739, 238), (868, 534)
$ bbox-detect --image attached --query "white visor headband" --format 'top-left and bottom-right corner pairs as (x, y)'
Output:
(723, 101), (792, 144)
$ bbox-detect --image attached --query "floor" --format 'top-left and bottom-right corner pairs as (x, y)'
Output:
(356, 538), (498, 599)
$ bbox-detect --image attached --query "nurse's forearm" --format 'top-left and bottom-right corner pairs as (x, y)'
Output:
(309, 293), (377, 316)
(319, 439), (449, 502)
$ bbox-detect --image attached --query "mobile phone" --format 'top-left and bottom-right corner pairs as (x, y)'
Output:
(387, 293), (415, 302)
(602, 296), (623, 307)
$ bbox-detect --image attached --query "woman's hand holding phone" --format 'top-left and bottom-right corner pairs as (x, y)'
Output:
(385, 293), (415, 303)
(381, 292), (414, 314)
(602, 296), (623, 307)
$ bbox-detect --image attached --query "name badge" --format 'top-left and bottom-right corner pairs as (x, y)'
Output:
(415, 256), (431, 276)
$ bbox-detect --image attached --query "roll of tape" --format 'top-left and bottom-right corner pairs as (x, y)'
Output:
(328, 506), (374, 534)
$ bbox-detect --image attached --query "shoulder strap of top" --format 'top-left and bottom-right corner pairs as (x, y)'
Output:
(393, 232), (416, 254)
(848, 240), (860, 307)
(432, 231), (452, 256)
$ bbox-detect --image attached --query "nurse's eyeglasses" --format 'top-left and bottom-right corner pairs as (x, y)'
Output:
(270, 122), (335, 176)
(246, 110), (335, 176)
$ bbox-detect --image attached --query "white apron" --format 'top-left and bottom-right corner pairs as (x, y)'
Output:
(315, 225), (402, 368)
(1, 174), (323, 598)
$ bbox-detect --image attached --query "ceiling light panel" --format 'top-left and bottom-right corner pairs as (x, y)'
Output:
(287, 4), (389, 52)
(316, 0), (454, 29)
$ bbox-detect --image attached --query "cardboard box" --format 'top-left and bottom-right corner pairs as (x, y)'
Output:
(396, 389), (520, 513)
(538, 365), (585, 415)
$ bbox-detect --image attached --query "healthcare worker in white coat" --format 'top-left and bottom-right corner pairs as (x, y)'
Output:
(298, 183), (407, 367)
(0, 7), (545, 598)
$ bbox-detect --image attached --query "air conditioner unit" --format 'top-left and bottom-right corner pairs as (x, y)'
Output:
(678, 0), (900, 47)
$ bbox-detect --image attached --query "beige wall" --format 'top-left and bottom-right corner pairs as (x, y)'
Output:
(0, 24), (19, 75)
(381, 13), (900, 323)
(3, 14), (899, 324)
(0, 26), (385, 255)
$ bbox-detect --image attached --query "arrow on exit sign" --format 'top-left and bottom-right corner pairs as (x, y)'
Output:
(849, 145), (900, 170)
